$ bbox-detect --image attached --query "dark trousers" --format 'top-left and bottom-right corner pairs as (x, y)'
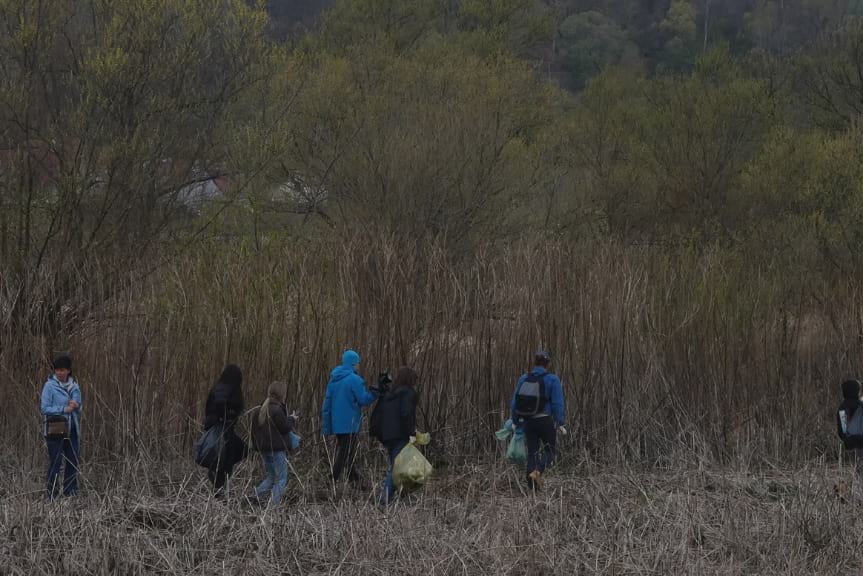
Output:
(208, 465), (231, 492)
(207, 429), (246, 494)
(524, 415), (557, 476)
(332, 433), (361, 483)
(47, 428), (80, 499)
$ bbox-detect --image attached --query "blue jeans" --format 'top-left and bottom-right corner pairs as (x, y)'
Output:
(47, 428), (80, 499)
(381, 439), (408, 505)
(255, 451), (288, 505)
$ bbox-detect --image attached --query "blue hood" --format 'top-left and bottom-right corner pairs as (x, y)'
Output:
(330, 364), (356, 382)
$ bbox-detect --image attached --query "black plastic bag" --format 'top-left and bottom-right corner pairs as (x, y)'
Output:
(194, 423), (226, 468)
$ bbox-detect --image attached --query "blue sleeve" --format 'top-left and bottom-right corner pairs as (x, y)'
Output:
(352, 376), (376, 407)
(549, 376), (565, 426)
(72, 385), (82, 414)
(321, 385), (333, 436)
(40, 383), (65, 416)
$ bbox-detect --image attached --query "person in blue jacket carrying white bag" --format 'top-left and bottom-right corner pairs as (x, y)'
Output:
(321, 349), (377, 487)
(40, 355), (83, 499)
(511, 350), (566, 490)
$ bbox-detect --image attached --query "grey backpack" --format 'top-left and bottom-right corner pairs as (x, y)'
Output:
(514, 373), (547, 418)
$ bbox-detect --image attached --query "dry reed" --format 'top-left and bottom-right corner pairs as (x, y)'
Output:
(0, 236), (855, 466)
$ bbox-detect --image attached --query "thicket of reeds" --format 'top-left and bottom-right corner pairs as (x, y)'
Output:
(1, 235), (857, 470)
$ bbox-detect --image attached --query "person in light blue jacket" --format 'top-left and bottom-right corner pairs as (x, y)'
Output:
(321, 349), (377, 485)
(510, 350), (566, 490)
(40, 355), (83, 499)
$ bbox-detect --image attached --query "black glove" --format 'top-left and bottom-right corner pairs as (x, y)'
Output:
(372, 372), (392, 394)
(378, 372), (393, 386)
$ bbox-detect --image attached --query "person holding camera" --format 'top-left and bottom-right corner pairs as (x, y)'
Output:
(321, 350), (377, 488)
(40, 355), (83, 500)
(371, 367), (419, 505)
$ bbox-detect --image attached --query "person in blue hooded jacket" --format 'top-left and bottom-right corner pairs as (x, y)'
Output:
(321, 349), (377, 486)
(40, 355), (83, 499)
(510, 350), (566, 490)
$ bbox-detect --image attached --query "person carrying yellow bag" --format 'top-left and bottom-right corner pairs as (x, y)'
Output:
(369, 366), (430, 505)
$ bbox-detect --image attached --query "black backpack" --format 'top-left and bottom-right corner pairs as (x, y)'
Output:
(514, 373), (548, 418)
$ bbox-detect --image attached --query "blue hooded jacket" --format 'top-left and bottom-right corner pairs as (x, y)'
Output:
(40, 375), (83, 436)
(510, 366), (565, 426)
(321, 351), (377, 435)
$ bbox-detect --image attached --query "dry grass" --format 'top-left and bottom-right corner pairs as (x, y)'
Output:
(1, 448), (862, 575)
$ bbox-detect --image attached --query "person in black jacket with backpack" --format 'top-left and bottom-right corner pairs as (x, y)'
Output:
(372, 366), (418, 505)
(203, 364), (247, 495)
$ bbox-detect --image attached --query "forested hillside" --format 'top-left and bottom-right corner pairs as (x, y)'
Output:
(270, 1), (863, 86)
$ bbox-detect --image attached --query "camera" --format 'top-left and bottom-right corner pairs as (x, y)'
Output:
(373, 372), (393, 394)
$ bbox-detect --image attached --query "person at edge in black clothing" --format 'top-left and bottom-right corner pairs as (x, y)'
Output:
(203, 364), (247, 496)
(837, 379), (863, 497)
(375, 366), (419, 505)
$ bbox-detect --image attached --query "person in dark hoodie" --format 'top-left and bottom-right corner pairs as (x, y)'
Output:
(376, 366), (419, 505)
(203, 364), (246, 495)
(251, 381), (297, 506)
(321, 349), (377, 487)
(837, 379), (863, 494)
(40, 355), (82, 499)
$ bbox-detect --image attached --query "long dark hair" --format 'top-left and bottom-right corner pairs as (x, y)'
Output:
(393, 366), (418, 390)
(218, 363), (244, 408)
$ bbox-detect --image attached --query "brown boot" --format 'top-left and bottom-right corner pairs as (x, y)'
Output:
(528, 470), (543, 490)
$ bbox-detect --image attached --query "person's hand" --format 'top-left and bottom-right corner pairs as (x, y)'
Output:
(409, 436), (416, 444)
(558, 425), (568, 436)
(377, 372), (392, 387)
(68, 400), (79, 410)
(511, 421), (518, 432)
(64, 405), (73, 414)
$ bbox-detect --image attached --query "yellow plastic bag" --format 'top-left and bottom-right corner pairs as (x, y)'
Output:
(393, 444), (432, 491)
